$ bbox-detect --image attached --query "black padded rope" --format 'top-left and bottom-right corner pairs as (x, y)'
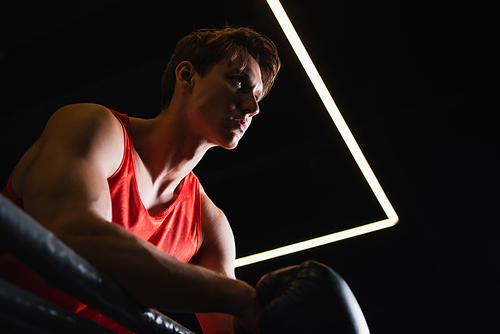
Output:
(0, 278), (116, 334)
(0, 194), (194, 334)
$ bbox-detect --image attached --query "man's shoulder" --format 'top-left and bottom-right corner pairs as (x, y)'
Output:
(45, 103), (122, 142)
(12, 104), (125, 196)
(42, 103), (125, 169)
(50, 103), (117, 127)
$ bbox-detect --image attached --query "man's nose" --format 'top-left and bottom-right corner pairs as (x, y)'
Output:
(241, 93), (260, 117)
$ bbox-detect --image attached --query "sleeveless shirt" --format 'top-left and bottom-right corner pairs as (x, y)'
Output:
(0, 109), (202, 333)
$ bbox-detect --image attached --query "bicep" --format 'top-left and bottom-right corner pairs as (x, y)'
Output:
(23, 149), (113, 233)
(192, 193), (237, 333)
(190, 192), (236, 279)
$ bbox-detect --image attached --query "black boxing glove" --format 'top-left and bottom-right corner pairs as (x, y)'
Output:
(256, 261), (369, 334)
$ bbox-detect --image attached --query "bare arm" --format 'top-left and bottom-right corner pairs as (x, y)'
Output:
(190, 187), (261, 334)
(17, 103), (255, 317)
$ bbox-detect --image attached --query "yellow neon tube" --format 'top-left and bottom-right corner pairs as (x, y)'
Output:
(235, 0), (398, 268)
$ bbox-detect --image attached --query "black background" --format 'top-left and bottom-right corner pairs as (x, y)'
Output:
(1, 0), (498, 332)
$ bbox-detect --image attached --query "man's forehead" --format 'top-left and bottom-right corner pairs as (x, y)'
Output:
(226, 55), (260, 74)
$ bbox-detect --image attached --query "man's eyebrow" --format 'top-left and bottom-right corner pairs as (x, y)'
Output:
(239, 71), (263, 100)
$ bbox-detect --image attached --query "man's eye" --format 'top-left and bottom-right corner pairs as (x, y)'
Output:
(231, 76), (243, 88)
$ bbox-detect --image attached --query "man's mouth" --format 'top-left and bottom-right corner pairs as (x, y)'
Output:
(233, 119), (248, 132)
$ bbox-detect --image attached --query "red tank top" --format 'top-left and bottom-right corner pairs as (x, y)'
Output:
(0, 109), (201, 333)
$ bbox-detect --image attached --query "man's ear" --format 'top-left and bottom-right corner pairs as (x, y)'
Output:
(175, 61), (196, 93)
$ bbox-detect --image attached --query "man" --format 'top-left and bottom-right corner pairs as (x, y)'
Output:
(1, 26), (280, 333)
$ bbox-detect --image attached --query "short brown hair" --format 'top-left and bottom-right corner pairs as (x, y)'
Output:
(161, 26), (281, 109)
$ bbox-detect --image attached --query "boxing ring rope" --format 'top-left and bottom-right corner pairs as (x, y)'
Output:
(0, 278), (118, 334)
(0, 193), (194, 334)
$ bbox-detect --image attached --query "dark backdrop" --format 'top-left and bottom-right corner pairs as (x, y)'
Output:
(1, 1), (498, 332)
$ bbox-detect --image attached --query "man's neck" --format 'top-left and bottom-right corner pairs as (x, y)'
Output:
(129, 106), (213, 208)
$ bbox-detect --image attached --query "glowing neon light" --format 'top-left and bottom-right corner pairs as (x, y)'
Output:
(235, 0), (399, 268)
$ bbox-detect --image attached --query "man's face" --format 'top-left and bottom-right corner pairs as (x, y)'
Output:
(187, 55), (263, 150)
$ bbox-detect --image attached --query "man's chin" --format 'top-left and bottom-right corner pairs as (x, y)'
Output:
(220, 138), (241, 150)
(222, 142), (239, 150)
(219, 133), (243, 150)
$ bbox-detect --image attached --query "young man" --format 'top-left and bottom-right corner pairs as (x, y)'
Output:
(1, 26), (280, 333)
